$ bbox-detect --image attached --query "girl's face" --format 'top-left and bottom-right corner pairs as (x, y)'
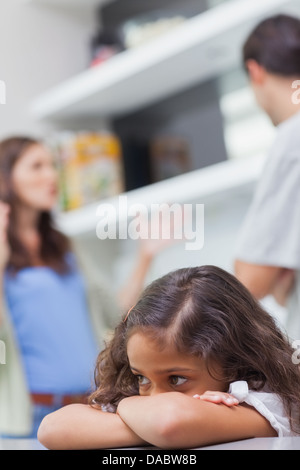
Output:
(11, 144), (58, 211)
(127, 332), (228, 397)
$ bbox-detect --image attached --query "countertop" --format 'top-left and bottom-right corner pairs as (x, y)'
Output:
(1, 437), (300, 450)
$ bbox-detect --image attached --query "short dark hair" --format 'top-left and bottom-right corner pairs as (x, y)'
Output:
(243, 14), (300, 76)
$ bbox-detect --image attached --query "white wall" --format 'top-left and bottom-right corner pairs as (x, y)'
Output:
(112, 186), (287, 329)
(0, 0), (96, 139)
(0, 0), (286, 330)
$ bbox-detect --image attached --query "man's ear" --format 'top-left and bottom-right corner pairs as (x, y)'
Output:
(245, 59), (267, 85)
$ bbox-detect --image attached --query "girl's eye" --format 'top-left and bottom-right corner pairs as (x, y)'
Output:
(169, 376), (187, 386)
(136, 375), (150, 386)
(31, 162), (43, 170)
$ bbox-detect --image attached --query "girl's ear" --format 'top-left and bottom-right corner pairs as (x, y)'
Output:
(245, 59), (267, 85)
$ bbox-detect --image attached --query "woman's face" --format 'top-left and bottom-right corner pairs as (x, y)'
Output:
(127, 332), (227, 397)
(11, 144), (58, 211)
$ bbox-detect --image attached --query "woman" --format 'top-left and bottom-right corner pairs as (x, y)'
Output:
(0, 136), (169, 437)
(234, 14), (300, 339)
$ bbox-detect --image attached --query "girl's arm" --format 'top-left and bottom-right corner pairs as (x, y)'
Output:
(37, 404), (148, 450)
(117, 392), (277, 449)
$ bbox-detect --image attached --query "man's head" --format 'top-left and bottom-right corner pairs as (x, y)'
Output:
(243, 14), (300, 124)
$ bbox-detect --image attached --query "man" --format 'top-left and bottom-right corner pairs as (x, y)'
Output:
(234, 14), (300, 340)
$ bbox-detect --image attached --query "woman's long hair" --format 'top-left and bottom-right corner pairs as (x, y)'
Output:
(0, 136), (70, 272)
(89, 265), (300, 434)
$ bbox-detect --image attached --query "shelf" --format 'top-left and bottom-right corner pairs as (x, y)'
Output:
(23, 0), (112, 9)
(55, 154), (265, 237)
(30, 0), (298, 121)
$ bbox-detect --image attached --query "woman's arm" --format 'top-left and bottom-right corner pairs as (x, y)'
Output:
(118, 250), (153, 312)
(117, 392), (277, 449)
(118, 211), (180, 311)
(37, 404), (148, 450)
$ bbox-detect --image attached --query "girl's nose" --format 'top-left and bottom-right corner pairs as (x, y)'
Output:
(150, 385), (170, 396)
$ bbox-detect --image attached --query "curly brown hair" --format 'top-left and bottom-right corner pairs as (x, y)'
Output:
(89, 265), (300, 434)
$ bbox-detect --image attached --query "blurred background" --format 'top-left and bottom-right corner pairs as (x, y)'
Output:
(1, 0), (300, 323)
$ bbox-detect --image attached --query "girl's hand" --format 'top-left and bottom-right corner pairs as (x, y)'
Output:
(193, 391), (239, 407)
(0, 202), (10, 271)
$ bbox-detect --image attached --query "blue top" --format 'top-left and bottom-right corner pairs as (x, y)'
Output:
(4, 254), (98, 395)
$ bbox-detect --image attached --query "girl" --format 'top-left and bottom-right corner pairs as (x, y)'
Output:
(0, 136), (169, 437)
(38, 265), (300, 449)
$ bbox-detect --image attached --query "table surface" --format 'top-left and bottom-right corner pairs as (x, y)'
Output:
(1, 437), (300, 450)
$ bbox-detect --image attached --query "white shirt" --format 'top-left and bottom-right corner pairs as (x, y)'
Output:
(229, 381), (296, 437)
(235, 111), (300, 340)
